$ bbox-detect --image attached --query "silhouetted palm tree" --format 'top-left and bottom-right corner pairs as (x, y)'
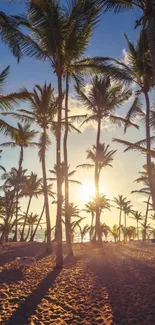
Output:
(103, 0), (155, 81)
(112, 30), (155, 208)
(113, 195), (127, 241)
(0, 123), (38, 240)
(110, 224), (119, 243)
(130, 211), (142, 240)
(21, 0), (104, 268)
(78, 143), (116, 243)
(20, 172), (42, 241)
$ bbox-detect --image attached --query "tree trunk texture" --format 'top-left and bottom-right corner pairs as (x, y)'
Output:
(64, 74), (73, 256)
(95, 117), (102, 244)
(42, 127), (52, 254)
(145, 91), (155, 209)
(14, 146), (23, 242)
(56, 74), (63, 269)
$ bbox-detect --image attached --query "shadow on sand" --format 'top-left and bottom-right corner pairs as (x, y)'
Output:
(5, 255), (79, 325)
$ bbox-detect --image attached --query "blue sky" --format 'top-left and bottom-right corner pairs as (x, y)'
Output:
(0, 1), (148, 228)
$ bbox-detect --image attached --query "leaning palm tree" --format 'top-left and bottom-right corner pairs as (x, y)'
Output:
(20, 172), (42, 241)
(78, 143), (116, 243)
(111, 30), (155, 208)
(130, 211), (142, 240)
(103, 0), (155, 81)
(113, 195), (127, 241)
(0, 123), (38, 240)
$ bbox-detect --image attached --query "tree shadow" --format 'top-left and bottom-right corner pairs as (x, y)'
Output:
(5, 255), (79, 325)
(0, 268), (23, 284)
(0, 242), (51, 267)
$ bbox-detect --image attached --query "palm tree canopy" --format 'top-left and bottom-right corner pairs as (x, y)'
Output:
(20, 0), (103, 72)
(113, 194), (128, 210)
(49, 163), (81, 185)
(20, 172), (42, 198)
(0, 123), (38, 149)
(75, 76), (135, 130)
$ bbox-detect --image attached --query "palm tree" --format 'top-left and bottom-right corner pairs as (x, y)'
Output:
(0, 123), (38, 240)
(126, 226), (137, 241)
(122, 201), (132, 241)
(78, 224), (90, 243)
(130, 211), (142, 240)
(0, 150), (5, 172)
(101, 223), (110, 241)
(113, 195), (127, 241)
(141, 222), (152, 240)
(103, 0), (155, 81)
(24, 212), (40, 242)
(111, 30), (155, 209)
(83, 201), (96, 228)
(110, 224), (119, 243)
(20, 172), (42, 241)
(21, 0), (104, 269)
(49, 163), (81, 188)
(78, 142), (116, 243)
(12, 83), (57, 252)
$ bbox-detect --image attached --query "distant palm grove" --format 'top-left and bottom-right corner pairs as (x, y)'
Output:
(1, 0), (155, 268)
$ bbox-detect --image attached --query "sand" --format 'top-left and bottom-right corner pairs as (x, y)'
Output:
(1, 241), (155, 324)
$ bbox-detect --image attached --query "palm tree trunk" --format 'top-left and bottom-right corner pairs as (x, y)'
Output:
(25, 224), (31, 242)
(144, 195), (151, 240)
(95, 117), (101, 244)
(119, 209), (121, 241)
(145, 91), (155, 209)
(42, 127), (52, 253)
(64, 73), (73, 256)
(147, 0), (155, 82)
(14, 146), (23, 241)
(30, 204), (45, 242)
(20, 196), (32, 241)
(124, 213), (127, 242)
(56, 74), (63, 269)
(137, 220), (139, 240)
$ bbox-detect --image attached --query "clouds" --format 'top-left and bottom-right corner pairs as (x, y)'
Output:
(122, 48), (130, 66)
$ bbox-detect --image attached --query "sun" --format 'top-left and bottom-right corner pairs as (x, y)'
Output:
(80, 180), (95, 202)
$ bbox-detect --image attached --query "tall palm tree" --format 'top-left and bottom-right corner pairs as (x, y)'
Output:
(20, 172), (42, 241)
(3, 83), (57, 252)
(103, 0), (155, 81)
(0, 123), (38, 240)
(130, 211), (142, 240)
(111, 30), (155, 208)
(21, 0), (104, 268)
(113, 195), (127, 241)
(78, 142), (116, 243)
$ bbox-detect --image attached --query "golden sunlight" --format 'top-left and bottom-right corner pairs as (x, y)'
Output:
(80, 180), (96, 202)
(79, 180), (110, 203)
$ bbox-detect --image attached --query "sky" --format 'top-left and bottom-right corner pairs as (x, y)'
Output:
(0, 0), (150, 229)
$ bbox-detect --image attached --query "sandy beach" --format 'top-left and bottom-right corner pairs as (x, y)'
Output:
(1, 241), (155, 325)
